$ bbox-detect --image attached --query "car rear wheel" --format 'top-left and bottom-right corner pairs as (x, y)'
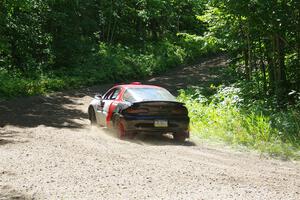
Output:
(88, 107), (97, 125)
(116, 119), (126, 139)
(173, 133), (186, 142)
(113, 115), (135, 139)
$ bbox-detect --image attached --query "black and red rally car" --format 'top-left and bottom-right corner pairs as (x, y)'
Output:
(88, 82), (190, 141)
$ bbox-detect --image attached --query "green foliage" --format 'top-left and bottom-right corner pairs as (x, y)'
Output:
(177, 33), (221, 61)
(178, 85), (300, 160)
(0, 0), (213, 98)
(198, 0), (300, 102)
(0, 0), (53, 71)
(96, 41), (187, 79)
(1, 37), (216, 98)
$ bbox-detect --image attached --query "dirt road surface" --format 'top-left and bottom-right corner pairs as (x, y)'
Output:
(1, 56), (299, 200)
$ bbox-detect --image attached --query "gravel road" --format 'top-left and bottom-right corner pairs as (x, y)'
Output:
(1, 56), (299, 200)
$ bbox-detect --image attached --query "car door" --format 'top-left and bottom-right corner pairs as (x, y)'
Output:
(98, 87), (121, 126)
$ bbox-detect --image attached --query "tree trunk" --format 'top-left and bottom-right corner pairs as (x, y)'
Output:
(244, 49), (250, 80)
(266, 38), (275, 94)
(258, 38), (267, 92)
(274, 34), (288, 103)
(297, 30), (300, 90)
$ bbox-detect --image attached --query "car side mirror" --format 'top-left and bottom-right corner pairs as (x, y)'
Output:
(94, 94), (103, 101)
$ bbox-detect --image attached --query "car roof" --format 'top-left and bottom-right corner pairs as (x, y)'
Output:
(116, 82), (163, 89)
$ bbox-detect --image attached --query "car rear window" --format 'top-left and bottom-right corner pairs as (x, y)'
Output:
(124, 87), (176, 102)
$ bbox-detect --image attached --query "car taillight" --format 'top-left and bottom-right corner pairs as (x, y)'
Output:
(126, 108), (149, 114)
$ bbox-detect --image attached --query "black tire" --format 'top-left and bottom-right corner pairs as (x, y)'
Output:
(88, 107), (97, 125)
(116, 118), (126, 139)
(173, 133), (186, 142)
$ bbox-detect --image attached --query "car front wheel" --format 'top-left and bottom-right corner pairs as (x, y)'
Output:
(88, 107), (97, 125)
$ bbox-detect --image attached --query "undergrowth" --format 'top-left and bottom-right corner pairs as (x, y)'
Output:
(178, 84), (300, 160)
(0, 35), (219, 98)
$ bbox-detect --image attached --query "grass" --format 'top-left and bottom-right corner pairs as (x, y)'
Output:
(178, 85), (300, 160)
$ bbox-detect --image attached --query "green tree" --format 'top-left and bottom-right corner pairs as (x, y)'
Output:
(200, 0), (300, 103)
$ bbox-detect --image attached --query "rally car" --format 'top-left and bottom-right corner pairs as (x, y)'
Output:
(88, 82), (190, 141)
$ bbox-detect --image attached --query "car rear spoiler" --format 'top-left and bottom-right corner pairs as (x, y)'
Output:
(132, 100), (184, 107)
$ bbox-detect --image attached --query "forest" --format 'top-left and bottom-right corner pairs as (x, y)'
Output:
(0, 0), (299, 158)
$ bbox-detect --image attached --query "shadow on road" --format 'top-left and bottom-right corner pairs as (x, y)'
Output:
(0, 84), (112, 129)
(0, 185), (31, 200)
(0, 130), (28, 146)
(0, 94), (87, 129)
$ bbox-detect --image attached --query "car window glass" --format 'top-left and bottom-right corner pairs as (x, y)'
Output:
(103, 89), (114, 100)
(110, 88), (120, 100)
(123, 90), (135, 102)
(126, 88), (176, 102)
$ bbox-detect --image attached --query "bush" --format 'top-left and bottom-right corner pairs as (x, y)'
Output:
(178, 85), (300, 160)
(177, 33), (221, 61)
(96, 41), (187, 79)
(1, 37), (213, 99)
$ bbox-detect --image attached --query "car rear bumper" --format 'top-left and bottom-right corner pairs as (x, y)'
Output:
(122, 115), (190, 137)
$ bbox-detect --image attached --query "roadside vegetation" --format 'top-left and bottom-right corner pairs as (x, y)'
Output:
(200, 0), (300, 104)
(180, 0), (300, 159)
(0, 1), (299, 159)
(178, 82), (300, 160)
